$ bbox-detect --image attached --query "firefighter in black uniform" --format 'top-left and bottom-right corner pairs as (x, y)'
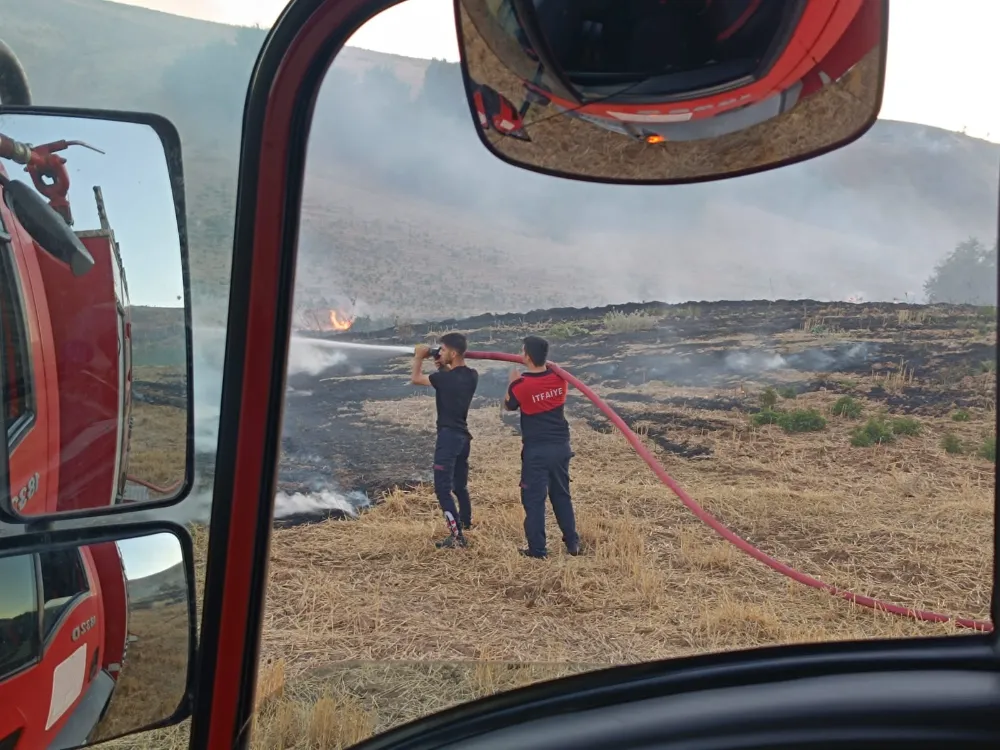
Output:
(503, 335), (581, 558)
(412, 333), (479, 549)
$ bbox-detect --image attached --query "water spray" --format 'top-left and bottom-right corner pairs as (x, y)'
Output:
(290, 336), (412, 356)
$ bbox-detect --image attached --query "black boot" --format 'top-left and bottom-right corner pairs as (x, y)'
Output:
(518, 548), (547, 559)
(436, 533), (468, 549)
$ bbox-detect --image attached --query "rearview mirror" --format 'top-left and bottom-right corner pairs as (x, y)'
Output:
(0, 526), (195, 748)
(0, 109), (194, 521)
(454, 0), (888, 184)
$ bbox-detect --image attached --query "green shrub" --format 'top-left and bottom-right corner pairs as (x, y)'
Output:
(951, 409), (971, 422)
(546, 322), (588, 340)
(759, 387), (779, 409)
(752, 409), (781, 427)
(778, 386), (797, 399)
(602, 309), (658, 334)
(941, 433), (963, 455)
(850, 417), (895, 447)
(777, 408), (827, 433)
(978, 435), (996, 462)
(890, 416), (922, 436)
(831, 395), (862, 418)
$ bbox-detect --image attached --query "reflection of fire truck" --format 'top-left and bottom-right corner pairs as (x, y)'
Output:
(0, 541), (130, 749)
(1, 148), (134, 516)
(0, 42), (134, 748)
(481, 0), (882, 143)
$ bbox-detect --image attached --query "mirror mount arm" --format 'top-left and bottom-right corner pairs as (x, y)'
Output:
(0, 133), (105, 225)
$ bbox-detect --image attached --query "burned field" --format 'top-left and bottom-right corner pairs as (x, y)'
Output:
(278, 299), (996, 505)
(120, 299), (996, 748)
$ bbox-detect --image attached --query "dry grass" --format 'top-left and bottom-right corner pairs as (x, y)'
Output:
(218, 376), (987, 745)
(91, 604), (190, 744)
(127, 401), (187, 491)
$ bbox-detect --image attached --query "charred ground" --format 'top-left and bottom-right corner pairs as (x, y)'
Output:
(278, 299), (996, 506)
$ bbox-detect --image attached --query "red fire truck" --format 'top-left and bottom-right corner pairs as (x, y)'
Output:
(0, 42), (136, 748)
(480, 0), (882, 143)
(0, 541), (130, 749)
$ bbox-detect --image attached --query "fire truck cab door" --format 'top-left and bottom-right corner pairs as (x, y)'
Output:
(0, 548), (107, 748)
(0, 198), (58, 516)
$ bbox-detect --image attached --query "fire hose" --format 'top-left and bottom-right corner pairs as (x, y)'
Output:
(466, 350), (994, 633)
(126, 475), (184, 495)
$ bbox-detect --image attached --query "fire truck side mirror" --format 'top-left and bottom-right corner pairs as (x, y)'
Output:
(0, 523), (196, 748)
(0, 107), (194, 523)
(453, 0), (889, 184)
(2, 178), (95, 276)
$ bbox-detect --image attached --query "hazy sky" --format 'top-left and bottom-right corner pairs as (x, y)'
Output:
(118, 531), (185, 578)
(114, 0), (1000, 142)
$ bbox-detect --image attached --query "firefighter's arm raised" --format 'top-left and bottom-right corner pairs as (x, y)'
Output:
(503, 375), (522, 412)
(411, 345), (432, 387)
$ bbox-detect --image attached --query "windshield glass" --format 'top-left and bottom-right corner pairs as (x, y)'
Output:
(2, 0), (994, 747)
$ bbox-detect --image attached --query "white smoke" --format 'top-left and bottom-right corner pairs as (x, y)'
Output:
(724, 350), (789, 373)
(287, 337), (348, 376)
(273, 489), (370, 519)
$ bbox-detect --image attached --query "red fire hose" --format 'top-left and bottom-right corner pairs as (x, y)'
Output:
(126, 475), (184, 495)
(467, 350), (993, 633)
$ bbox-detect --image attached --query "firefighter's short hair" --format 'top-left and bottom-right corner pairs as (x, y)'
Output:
(439, 332), (468, 355)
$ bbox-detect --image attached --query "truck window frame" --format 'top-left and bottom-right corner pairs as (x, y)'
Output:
(0, 552), (43, 682)
(38, 546), (91, 647)
(0, 207), (38, 451)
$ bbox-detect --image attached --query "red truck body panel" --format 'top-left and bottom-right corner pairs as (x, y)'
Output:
(2, 194), (60, 517)
(0, 546), (117, 748)
(34, 230), (127, 513)
(528, 0), (865, 120)
(88, 541), (130, 678)
(1, 161), (133, 745)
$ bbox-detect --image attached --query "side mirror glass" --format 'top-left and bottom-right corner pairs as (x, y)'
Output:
(0, 527), (195, 748)
(454, 0), (888, 184)
(0, 110), (193, 521)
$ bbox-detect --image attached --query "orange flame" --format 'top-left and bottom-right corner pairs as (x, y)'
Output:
(329, 310), (354, 331)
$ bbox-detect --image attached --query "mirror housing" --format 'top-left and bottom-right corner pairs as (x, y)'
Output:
(0, 523), (196, 748)
(0, 106), (194, 524)
(454, 0), (890, 184)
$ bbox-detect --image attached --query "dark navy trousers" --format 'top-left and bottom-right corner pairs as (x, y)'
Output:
(520, 441), (579, 556)
(433, 427), (472, 533)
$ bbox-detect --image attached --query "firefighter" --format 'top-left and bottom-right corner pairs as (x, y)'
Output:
(503, 335), (580, 559)
(412, 333), (479, 548)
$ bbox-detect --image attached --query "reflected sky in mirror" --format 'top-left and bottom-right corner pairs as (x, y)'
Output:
(0, 114), (183, 307)
(117, 533), (184, 579)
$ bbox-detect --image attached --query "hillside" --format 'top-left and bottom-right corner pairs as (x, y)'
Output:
(128, 560), (186, 603)
(3, 0), (997, 326)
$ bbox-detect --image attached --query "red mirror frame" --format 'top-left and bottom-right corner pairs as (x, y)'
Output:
(188, 1), (407, 747)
